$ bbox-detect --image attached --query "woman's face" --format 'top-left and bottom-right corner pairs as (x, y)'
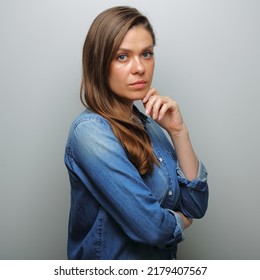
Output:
(108, 26), (155, 107)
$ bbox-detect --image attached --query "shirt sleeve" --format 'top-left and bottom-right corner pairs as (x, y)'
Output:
(176, 160), (209, 219)
(176, 159), (208, 184)
(66, 115), (184, 248)
(168, 210), (185, 241)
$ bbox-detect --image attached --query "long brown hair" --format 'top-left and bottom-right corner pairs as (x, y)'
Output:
(80, 6), (159, 175)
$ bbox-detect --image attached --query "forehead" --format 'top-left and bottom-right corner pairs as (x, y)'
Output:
(118, 26), (154, 51)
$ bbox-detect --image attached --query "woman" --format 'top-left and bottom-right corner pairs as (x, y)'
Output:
(64, 6), (208, 260)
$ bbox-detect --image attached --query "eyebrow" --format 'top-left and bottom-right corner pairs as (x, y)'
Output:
(116, 45), (154, 53)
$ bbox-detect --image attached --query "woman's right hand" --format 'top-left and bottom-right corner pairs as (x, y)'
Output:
(176, 211), (193, 229)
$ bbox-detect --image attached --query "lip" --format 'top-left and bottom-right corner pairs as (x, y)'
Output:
(129, 80), (147, 89)
(130, 80), (147, 85)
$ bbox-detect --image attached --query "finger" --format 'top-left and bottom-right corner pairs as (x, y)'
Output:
(149, 96), (173, 120)
(151, 97), (166, 119)
(158, 102), (171, 120)
(142, 88), (158, 104)
(144, 95), (161, 116)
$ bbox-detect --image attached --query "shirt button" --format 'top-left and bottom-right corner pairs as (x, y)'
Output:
(168, 191), (173, 196)
(158, 157), (163, 162)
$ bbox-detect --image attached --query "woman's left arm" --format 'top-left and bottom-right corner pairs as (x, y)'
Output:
(143, 88), (208, 218)
(143, 88), (198, 179)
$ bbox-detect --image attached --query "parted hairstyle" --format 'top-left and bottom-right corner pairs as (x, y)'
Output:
(80, 6), (159, 175)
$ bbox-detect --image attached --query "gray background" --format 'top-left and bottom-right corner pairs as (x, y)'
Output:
(1, 0), (259, 259)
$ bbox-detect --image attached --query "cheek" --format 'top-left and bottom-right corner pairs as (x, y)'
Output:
(108, 70), (125, 93)
(110, 67), (127, 85)
(149, 61), (155, 74)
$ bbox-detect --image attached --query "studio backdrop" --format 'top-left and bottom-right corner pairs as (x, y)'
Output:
(0, 0), (259, 259)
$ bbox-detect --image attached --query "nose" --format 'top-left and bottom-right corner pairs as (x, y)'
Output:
(131, 57), (145, 75)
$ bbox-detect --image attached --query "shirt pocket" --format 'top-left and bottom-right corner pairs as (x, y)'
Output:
(142, 147), (171, 206)
(151, 147), (180, 209)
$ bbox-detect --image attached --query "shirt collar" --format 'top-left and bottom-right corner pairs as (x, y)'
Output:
(133, 105), (149, 126)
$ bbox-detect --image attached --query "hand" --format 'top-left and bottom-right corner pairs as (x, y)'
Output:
(142, 88), (185, 135)
(176, 211), (193, 229)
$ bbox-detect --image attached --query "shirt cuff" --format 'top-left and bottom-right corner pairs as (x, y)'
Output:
(168, 210), (185, 243)
(176, 159), (207, 182)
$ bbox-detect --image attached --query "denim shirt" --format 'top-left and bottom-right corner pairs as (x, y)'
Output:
(64, 107), (208, 260)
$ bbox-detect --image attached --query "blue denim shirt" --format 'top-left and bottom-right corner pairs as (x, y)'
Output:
(64, 107), (208, 260)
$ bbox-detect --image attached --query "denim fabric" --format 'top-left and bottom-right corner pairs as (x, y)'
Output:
(64, 107), (208, 260)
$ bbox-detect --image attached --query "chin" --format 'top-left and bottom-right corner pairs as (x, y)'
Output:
(133, 89), (148, 100)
